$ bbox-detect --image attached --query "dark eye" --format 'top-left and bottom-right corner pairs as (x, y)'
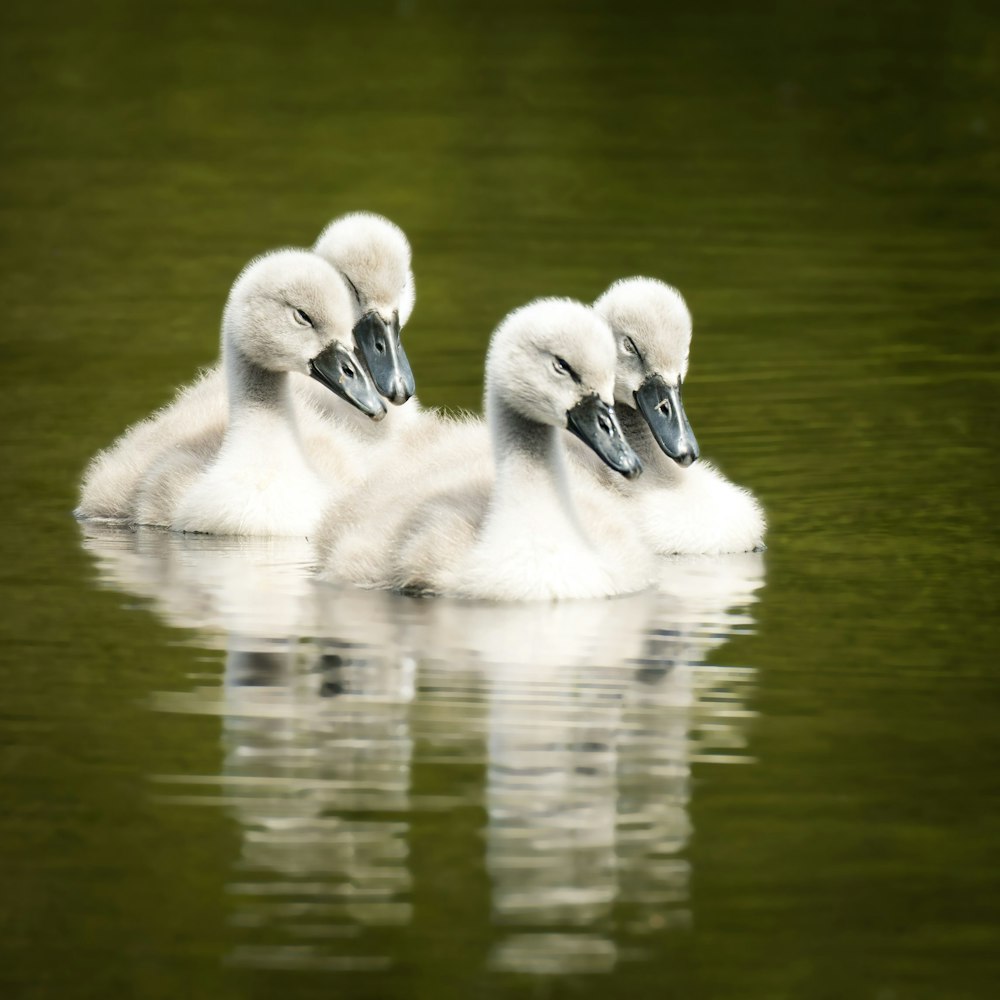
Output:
(343, 275), (363, 305)
(293, 308), (313, 327)
(623, 336), (638, 354)
(553, 356), (571, 375)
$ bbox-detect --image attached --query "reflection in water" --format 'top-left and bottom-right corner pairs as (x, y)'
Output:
(81, 524), (763, 975)
(432, 576), (757, 973)
(220, 639), (415, 973)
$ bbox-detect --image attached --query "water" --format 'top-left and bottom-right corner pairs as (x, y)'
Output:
(2, 1), (998, 998)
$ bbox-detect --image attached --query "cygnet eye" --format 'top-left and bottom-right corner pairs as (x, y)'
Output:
(553, 356), (571, 376)
(343, 275), (363, 305)
(293, 308), (313, 327)
(622, 335), (639, 356)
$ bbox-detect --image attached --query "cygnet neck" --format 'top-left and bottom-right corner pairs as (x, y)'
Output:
(223, 336), (294, 426)
(486, 392), (581, 530)
(617, 401), (681, 482)
(617, 403), (658, 462)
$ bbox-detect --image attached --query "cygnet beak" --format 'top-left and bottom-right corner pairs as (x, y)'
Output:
(309, 341), (387, 421)
(566, 394), (642, 479)
(633, 373), (699, 467)
(353, 311), (416, 405)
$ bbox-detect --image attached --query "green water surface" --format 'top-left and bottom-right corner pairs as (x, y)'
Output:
(1, 2), (998, 998)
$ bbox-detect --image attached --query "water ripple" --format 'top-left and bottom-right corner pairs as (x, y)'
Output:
(81, 523), (764, 975)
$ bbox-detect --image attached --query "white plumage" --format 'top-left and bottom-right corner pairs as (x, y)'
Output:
(79, 249), (380, 537)
(578, 277), (766, 555)
(76, 213), (417, 522)
(319, 298), (653, 600)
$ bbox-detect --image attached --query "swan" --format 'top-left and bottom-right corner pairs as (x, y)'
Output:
(579, 277), (766, 554)
(293, 211), (421, 439)
(320, 298), (652, 600)
(88, 249), (384, 537)
(76, 212), (417, 522)
(313, 211), (415, 404)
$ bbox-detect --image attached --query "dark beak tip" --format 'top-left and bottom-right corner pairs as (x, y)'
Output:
(615, 446), (643, 480)
(386, 377), (414, 405)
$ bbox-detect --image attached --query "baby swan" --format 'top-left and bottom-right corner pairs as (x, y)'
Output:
(585, 277), (765, 554)
(321, 299), (651, 600)
(76, 212), (416, 522)
(313, 211), (416, 405)
(126, 250), (382, 537)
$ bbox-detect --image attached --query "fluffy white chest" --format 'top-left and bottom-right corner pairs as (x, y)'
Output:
(456, 485), (621, 601)
(174, 419), (331, 538)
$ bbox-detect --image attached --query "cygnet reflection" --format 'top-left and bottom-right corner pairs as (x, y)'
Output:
(80, 523), (764, 976)
(414, 562), (761, 975)
(81, 523), (420, 971)
(220, 639), (416, 972)
(79, 521), (317, 640)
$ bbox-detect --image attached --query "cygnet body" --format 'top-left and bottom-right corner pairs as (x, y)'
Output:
(321, 299), (652, 600)
(86, 250), (383, 537)
(579, 278), (766, 554)
(76, 213), (417, 522)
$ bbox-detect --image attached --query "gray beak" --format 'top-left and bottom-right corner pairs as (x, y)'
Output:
(566, 393), (642, 479)
(309, 341), (387, 421)
(634, 373), (699, 467)
(353, 311), (416, 405)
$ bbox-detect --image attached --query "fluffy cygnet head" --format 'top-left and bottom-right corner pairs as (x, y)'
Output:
(314, 212), (414, 323)
(595, 277), (691, 395)
(594, 277), (699, 466)
(313, 212), (416, 404)
(486, 298), (642, 479)
(224, 249), (385, 419)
